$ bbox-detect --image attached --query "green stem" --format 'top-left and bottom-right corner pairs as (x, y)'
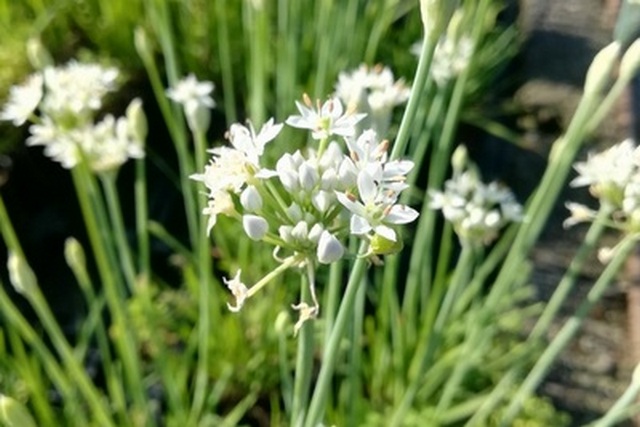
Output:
(0, 287), (86, 423)
(214, 0), (237, 125)
(389, 32), (436, 161)
(590, 364), (640, 427)
(135, 157), (150, 282)
(189, 126), (215, 423)
(71, 165), (148, 414)
(290, 263), (316, 427)
(323, 259), (343, 343)
(499, 233), (638, 425)
(529, 205), (613, 339)
(392, 244), (475, 427)
(100, 172), (138, 291)
(303, 241), (369, 427)
(346, 273), (366, 426)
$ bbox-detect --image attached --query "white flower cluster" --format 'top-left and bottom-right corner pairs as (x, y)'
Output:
(192, 95), (418, 330)
(566, 139), (640, 230)
(166, 74), (215, 133)
(334, 64), (410, 136)
(429, 154), (522, 245)
(412, 35), (474, 86)
(0, 61), (146, 172)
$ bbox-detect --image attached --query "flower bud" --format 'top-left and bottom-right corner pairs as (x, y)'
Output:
(26, 38), (53, 70)
(242, 215), (268, 241)
(370, 233), (403, 256)
(312, 191), (333, 213)
(240, 185), (263, 212)
(0, 394), (37, 427)
(291, 221), (309, 242)
(7, 252), (37, 296)
(64, 237), (92, 294)
(185, 102), (211, 134)
(279, 225), (293, 243)
(451, 144), (468, 175)
(299, 162), (319, 191)
(134, 27), (154, 64)
(126, 98), (148, 144)
(308, 224), (324, 243)
(584, 42), (621, 95)
(317, 231), (344, 264)
(619, 38), (640, 83)
(274, 310), (290, 334)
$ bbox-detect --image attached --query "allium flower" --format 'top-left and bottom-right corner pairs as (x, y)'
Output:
(224, 270), (249, 312)
(2, 60), (145, 173)
(335, 64), (410, 135)
(344, 129), (414, 193)
(429, 170), (522, 245)
(167, 74), (215, 131)
(286, 94), (365, 140)
(202, 191), (236, 234)
(166, 74), (215, 110)
(412, 36), (474, 86)
(571, 138), (640, 207)
(225, 118), (283, 168)
(76, 114), (145, 173)
(563, 202), (597, 228)
(192, 119), (282, 196)
(0, 73), (43, 126)
(27, 113), (144, 171)
(41, 61), (119, 116)
(337, 170), (419, 242)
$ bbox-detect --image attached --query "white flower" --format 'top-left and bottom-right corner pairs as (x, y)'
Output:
(571, 138), (640, 207)
(286, 95), (366, 140)
(225, 118), (283, 167)
(429, 170), (522, 244)
(563, 202), (597, 228)
(335, 64), (410, 135)
(192, 119), (282, 199)
(291, 301), (319, 335)
(428, 36), (474, 86)
(316, 231), (344, 264)
(202, 191), (236, 234)
(166, 74), (215, 110)
(0, 73), (43, 126)
(41, 61), (119, 116)
(345, 129), (414, 196)
(224, 270), (249, 312)
(243, 214), (269, 240)
(77, 115), (145, 172)
(167, 74), (215, 132)
(337, 171), (419, 241)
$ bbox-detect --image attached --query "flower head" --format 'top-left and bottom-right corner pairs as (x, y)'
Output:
(41, 61), (119, 117)
(0, 73), (43, 126)
(571, 138), (640, 207)
(286, 94), (365, 140)
(429, 169), (522, 245)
